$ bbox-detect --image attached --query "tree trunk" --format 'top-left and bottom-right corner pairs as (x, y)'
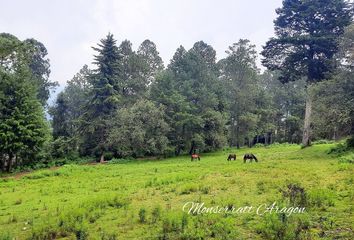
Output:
(332, 126), (337, 140)
(302, 89), (312, 147)
(100, 153), (105, 163)
(0, 155), (3, 172)
(236, 125), (240, 149)
(6, 153), (13, 172)
(189, 141), (196, 155)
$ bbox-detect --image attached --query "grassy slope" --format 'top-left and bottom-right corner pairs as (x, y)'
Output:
(0, 144), (353, 239)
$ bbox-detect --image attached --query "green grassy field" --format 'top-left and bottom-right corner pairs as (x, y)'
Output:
(0, 144), (353, 239)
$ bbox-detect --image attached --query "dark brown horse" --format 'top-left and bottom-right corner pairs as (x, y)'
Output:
(243, 153), (258, 163)
(227, 154), (236, 161)
(191, 154), (200, 161)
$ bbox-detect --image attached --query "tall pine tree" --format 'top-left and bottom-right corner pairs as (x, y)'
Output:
(80, 33), (121, 161)
(262, 0), (353, 147)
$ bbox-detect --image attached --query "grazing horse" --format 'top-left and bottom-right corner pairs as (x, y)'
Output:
(243, 153), (258, 163)
(191, 154), (200, 161)
(227, 154), (236, 161)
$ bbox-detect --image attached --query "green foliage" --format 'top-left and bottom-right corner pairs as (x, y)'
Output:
(108, 100), (170, 157)
(281, 183), (308, 206)
(308, 189), (335, 208)
(151, 206), (161, 223)
(80, 33), (121, 159)
(23, 38), (58, 105)
(0, 56), (49, 172)
(138, 207), (147, 223)
(256, 213), (311, 240)
(0, 232), (13, 240)
(0, 144), (353, 239)
(262, 0), (353, 83)
(262, 0), (353, 147)
(151, 42), (227, 154)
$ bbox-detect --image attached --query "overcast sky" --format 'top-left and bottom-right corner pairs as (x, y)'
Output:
(1, 0), (282, 90)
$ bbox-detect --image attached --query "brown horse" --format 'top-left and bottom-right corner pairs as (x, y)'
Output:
(227, 154), (236, 161)
(191, 154), (200, 161)
(243, 153), (258, 163)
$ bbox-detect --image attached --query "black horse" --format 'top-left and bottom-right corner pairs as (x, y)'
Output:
(227, 154), (236, 161)
(243, 153), (258, 163)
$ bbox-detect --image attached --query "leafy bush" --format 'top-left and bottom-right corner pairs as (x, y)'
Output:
(346, 136), (354, 148)
(308, 189), (335, 208)
(139, 208), (146, 223)
(199, 185), (211, 194)
(253, 143), (265, 148)
(151, 206), (161, 223)
(180, 184), (198, 195)
(328, 139), (354, 155)
(256, 213), (310, 240)
(0, 233), (13, 240)
(30, 224), (62, 240)
(338, 153), (354, 164)
(281, 183), (307, 206)
(108, 158), (133, 164)
(312, 139), (334, 145)
(328, 143), (348, 154)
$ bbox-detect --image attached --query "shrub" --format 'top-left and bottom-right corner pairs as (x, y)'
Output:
(107, 195), (130, 208)
(338, 154), (354, 164)
(199, 185), (211, 194)
(312, 139), (334, 145)
(160, 215), (181, 239)
(30, 224), (62, 240)
(281, 183), (307, 206)
(0, 232), (13, 240)
(308, 189), (335, 208)
(99, 231), (118, 240)
(256, 213), (310, 240)
(256, 181), (266, 194)
(151, 206), (161, 223)
(139, 208), (146, 223)
(347, 136), (354, 148)
(253, 143), (265, 148)
(180, 184), (198, 195)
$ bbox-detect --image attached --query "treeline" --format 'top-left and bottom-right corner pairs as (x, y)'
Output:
(1, 0), (354, 171)
(49, 37), (307, 161)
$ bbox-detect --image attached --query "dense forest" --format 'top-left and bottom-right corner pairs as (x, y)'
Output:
(1, 0), (354, 172)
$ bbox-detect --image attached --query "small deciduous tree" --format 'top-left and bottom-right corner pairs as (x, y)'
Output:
(108, 100), (170, 157)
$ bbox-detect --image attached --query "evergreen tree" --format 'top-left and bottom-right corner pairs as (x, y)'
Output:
(138, 39), (164, 85)
(220, 39), (260, 147)
(0, 33), (50, 171)
(117, 40), (148, 102)
(24, 38), (58, 106)
(80, 33), (121, 161)
(262, 0), (353, 146)
(49, 65), (91, 157)
(151, 42), (227, 154)
(0, 68), (48, 171)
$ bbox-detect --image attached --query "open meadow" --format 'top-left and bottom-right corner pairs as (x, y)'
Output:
(0, 143), (353, 239)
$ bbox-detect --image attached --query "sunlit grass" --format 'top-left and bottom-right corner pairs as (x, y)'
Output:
(0, 143), (353, 239)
